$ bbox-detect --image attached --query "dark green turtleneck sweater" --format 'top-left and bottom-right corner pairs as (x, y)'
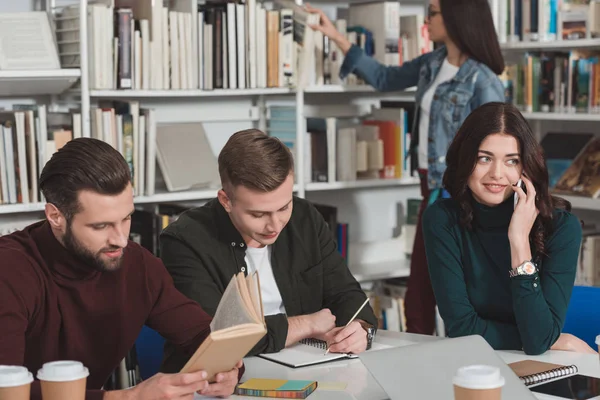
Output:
(422, 197), (582, 355)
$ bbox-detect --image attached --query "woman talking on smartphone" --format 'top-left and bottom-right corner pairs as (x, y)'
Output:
(423, 102), (593, 355)
(307, 0), (505, 335)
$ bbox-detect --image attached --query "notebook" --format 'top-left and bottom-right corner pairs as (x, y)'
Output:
(359, 335), (537, 399)
(235, 378), (318, 398)
(180, 272), (267, 381)
(258, 338), (391, 368)
(508, 360), (579, 386)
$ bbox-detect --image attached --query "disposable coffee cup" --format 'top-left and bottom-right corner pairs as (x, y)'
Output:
(37, 361), (89, 400)
(0, 365), (33, 400)
(453, 365), (505, 400)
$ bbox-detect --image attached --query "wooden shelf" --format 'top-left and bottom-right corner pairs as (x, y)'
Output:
(501, 38), (600, 51)
(305, 177), (420, 192)
(522, 112), (600, 121)
(0, 69), (80, 96)
(350, 258), (411, 283)
(89, 87), (294, 98)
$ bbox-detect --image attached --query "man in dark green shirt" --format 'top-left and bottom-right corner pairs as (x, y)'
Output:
(159, 129), (377, 372)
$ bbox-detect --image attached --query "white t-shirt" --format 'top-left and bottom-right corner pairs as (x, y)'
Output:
(418, 58), (460, 169)
(244, 245), (286, 316)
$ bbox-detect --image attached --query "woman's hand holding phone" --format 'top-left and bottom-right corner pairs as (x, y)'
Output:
(508, 174), (539, 267)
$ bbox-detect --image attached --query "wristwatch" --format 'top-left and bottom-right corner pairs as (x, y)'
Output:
(509, 260), (538, 278)
(359, 321), (377, 350)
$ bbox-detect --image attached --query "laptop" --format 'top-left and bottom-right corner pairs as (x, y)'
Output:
(359, 335), (537, 400)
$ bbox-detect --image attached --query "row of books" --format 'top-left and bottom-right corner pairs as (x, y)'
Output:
(502, 51), (600, 114)
(492, 0), (600, 43)
(51, 0), (431, 90)
(268, 102), (415, 185)
(575, 232), (600, 287)
(0, 107), (81, 205)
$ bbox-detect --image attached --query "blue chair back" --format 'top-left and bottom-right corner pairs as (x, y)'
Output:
(563, 286), (600, 350)
(135, 325), (165, 380)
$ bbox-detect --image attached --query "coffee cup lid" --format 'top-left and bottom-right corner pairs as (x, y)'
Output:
(453, 365), (505, 390)
(0, 366), (34, 387)
(37, 361), (89, 382)
(596, 335), (600, 345)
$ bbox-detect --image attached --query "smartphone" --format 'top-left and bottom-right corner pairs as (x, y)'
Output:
(514, 179), (523, 209)
(530, 374), (600, 399)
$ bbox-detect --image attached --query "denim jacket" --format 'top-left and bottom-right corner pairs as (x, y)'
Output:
(340, 45), (505, 189)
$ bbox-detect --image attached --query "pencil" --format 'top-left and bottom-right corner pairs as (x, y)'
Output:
(324, 298), (370, 355)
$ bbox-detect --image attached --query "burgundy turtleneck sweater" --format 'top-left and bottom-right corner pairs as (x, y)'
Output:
(0, 221), (213, 399)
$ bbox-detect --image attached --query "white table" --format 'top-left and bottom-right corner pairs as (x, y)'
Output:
(196, 331), (600, 400)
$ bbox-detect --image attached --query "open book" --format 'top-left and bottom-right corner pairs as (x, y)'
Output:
(180, 272), (267, 380)
(258, 337), (391, 368)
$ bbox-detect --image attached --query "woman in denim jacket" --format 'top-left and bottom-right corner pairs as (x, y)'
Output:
(307, 0), (506, 336)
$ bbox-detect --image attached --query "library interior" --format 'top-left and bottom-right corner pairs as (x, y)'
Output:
(0, 0), (599, 399)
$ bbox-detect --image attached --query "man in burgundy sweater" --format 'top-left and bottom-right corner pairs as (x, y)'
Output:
(0, 138), (243, 399)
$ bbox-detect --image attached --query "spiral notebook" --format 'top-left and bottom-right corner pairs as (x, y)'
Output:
(258, 338), (391, 368)
(508, 360), (579, 386)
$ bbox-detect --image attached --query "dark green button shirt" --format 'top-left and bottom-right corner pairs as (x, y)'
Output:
(422, 197), (582, 355)
(158, 196), (377, 372)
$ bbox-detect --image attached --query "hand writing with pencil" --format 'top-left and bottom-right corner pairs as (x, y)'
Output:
(323, 298), (370, 354)
(323, 320), (369, 354)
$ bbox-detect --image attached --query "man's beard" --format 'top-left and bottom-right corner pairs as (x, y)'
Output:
(63, 225), (125, 272)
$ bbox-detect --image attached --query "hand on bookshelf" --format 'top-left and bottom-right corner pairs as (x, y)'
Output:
(551, 333), (597, 355)
(323, 320), (367, 354)
(304, 3), (352, 55)
(196, 360), (244, 398)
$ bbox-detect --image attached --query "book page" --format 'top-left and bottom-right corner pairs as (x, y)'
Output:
(210, 273), (257, 332)
(246, 272), (264, 321)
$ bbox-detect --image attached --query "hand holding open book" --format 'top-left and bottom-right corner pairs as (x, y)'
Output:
(180, 271), (267, 381)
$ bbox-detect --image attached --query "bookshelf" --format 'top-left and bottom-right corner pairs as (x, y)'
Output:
(0, 0), (598, 221)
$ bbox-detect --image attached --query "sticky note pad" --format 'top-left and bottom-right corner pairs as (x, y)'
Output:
(318, 381), (348, 391)
(238, 379), (289, 390)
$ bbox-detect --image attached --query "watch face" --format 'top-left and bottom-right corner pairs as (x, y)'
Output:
(523, 262), (536, 274)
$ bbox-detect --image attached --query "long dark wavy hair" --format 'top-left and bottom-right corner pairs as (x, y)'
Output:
(440, 0), (505, 75)
(442, 102), (571, 258)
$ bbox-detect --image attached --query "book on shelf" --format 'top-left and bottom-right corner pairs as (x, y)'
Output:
(574, 232), (600, 286)
(0, 12), (61, 70)
(0, 107), (81, 206)
(491, 0), (598, 43)
(290, 102), (413, 185)
(540, 132), (594, 188)
(78, 0), (428, 91)
(502, 50), (600, 114)
(180, 271), (267, 381)
(553, 137), (600, 198)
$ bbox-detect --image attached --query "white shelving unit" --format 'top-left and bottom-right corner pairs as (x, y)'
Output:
(0, 69), (80, 96)
(501, 38), (600, 51)
(306, 177), (420, 192)
(89, 88), (295, 98)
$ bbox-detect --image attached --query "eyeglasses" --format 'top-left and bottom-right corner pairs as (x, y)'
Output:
(428, 8), (441, 18)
